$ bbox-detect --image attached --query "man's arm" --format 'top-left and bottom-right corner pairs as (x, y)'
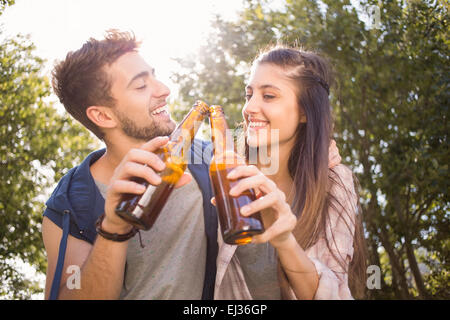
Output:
(42, 216), (128, 299)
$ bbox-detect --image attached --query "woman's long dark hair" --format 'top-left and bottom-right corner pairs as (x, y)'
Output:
(245, 46), (367, 298)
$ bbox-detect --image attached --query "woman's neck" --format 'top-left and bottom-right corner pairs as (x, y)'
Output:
(257, 140), (295, 202)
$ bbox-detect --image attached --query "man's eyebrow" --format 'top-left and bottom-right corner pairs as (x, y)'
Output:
(127, 69), (155, 88)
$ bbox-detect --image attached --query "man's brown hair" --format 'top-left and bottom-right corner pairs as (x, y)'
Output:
(52, 30), (140, 139)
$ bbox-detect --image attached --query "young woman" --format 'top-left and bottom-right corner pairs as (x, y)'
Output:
(214, 47), (367, 300)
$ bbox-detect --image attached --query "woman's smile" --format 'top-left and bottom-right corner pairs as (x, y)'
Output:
(248, 118), (269, 131)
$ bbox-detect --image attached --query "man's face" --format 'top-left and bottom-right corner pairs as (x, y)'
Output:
(106, 51), (176, 141)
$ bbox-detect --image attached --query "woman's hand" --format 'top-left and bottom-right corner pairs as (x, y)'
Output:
(214, 165), (320, 299)
(225, 165), (297, 249)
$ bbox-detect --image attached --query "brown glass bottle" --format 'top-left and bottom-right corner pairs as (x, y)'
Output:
(115, 100), (209, 230)
(209, 105), (264, 245)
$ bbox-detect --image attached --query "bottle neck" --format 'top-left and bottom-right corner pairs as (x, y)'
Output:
(170, 101), (208, 141)
(167, 101), (209, 159)
(209, 106), (238, 161)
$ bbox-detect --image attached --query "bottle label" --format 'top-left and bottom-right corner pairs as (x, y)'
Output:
(132, 184), (157, 218)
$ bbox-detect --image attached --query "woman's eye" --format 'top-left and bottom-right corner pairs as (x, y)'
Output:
(136, 85), (147, 90)
(263, 94), (275, 100)
(245, 94), (252, 100)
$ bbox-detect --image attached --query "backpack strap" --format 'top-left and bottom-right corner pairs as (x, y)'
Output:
(49, 209), (71, 300)
(188, 140), (218, 300)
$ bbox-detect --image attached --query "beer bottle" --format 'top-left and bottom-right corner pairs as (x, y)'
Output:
(115, 100), (209, 230)
(209, 105), (264, 245)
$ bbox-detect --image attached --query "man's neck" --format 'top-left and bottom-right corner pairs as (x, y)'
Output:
(90, 134), (145, 186)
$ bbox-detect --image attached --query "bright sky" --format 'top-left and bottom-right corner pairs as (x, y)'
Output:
(0, 0), (244, 96)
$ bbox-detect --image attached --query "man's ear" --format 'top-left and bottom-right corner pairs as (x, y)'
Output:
(86, 106), (117, 129)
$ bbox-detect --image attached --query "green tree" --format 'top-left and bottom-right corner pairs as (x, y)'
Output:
(0, 29), (97, 298)
(0, 0), (14, 15)
(173, 0), (449, 299)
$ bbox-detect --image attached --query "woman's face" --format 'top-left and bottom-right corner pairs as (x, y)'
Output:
(243, 63), (306, 149)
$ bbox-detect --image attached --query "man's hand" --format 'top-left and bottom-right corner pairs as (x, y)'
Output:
(103, 136), (192, 234)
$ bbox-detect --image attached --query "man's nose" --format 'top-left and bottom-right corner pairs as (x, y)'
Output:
(153, 79), (170, 98)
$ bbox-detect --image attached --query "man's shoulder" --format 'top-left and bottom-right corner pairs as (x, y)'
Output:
(44, 148), (106, 244)
(46, 148), (106, 204)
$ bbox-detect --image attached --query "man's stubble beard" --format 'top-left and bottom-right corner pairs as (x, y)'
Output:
(114, 108), (176, 141)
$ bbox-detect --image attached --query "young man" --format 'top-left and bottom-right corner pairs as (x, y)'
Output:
(42, 30), (217, 299)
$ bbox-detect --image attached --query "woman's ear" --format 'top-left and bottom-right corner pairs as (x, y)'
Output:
(298, 109), (307, 123)
(86, 106), (117, 129)
(298, 106), (307, 123)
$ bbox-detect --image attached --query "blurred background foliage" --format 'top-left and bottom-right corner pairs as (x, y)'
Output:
(0, 0), (98, 298)
(1, 0), (448, 299)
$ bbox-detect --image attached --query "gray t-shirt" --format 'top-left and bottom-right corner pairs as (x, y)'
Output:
(94, 179), (108, 199)
(94, 168), (206, 299)
(235, 241), (281, 299)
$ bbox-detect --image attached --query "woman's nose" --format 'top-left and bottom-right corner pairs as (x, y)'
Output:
(243, 96), (260, 115)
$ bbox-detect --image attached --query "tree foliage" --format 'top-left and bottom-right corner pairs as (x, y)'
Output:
(0, 29), (97, 299)
(0, 0), (14, 16)
(173, 0), (449, 299)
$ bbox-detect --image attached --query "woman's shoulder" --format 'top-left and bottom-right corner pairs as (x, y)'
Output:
(329, 164), (356, 190)
(327, 164), (359, 222)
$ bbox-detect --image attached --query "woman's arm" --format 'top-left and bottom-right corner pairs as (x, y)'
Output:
(227, 165), (320, 299)
(273, 234), (319, 299)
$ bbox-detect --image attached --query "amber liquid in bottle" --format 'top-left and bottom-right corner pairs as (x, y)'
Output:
(209, 105), (264, 245)
(115, 101), (209, 230)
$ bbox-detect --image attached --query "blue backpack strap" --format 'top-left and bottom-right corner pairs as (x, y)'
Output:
(49, 209), (71, 300)
(188, 140), (218, 300)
